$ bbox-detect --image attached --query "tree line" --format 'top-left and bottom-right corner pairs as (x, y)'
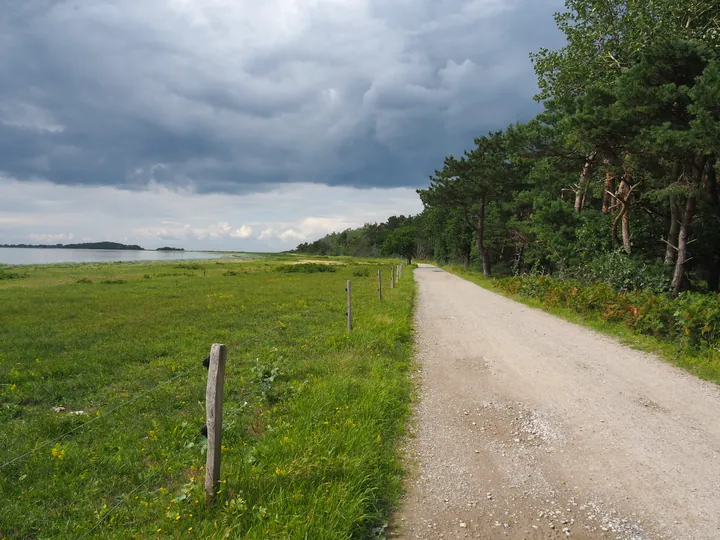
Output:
(297, 0), (719, 296)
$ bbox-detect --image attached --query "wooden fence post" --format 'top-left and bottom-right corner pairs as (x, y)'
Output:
(390, 265), (395, 289)
(377, 270), (382, 300)
(346, 280), (353, 332)
(205, 343), (227, 503)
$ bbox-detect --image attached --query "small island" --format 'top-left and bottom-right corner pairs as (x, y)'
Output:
(156, 247), (185, 251)
(0, 242), (144, 250)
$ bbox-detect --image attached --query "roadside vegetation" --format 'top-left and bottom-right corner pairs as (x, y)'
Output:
(0, 256), (414, 539)
(447, 266), (720, 385)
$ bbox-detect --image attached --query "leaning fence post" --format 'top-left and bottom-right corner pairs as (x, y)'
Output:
(346, 280), (353, 332)
(390, 265), (395, 289)
(205, 343), (227, 503)
(377, 270), (382, 300)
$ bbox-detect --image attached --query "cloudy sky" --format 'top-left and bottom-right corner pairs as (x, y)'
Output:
(0, 0), (565, 251)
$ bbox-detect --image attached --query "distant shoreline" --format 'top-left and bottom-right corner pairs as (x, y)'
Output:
(0, 242), (149, 251)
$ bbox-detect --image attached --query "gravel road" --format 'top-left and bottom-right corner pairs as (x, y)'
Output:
(391, 265), (720, 540)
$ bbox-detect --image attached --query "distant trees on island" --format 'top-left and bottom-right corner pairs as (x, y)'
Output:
(0, 242), (190, 251)
(1, 242), (144, 250)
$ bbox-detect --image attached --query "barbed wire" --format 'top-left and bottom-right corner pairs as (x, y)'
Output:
(0, 370), (191, 471)
(75, 468), (163, 540)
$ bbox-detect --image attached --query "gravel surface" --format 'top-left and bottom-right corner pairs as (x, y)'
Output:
(391, 265), (720, 540)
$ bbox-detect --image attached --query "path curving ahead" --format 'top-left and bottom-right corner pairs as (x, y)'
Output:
(393, 264), (720, 540)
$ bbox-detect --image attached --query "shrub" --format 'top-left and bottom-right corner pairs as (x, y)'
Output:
(352, 268), (370, 277)
(99, 279), (125, 284)
(0, 270), (25, 280)
(583, 251), (672, 293)
(175, 263), (203, 270)
(276, 263), (337, 274)
(494, 275), (720, 351)
(76, 277), (93, 284)
(223, 270), (239, 276)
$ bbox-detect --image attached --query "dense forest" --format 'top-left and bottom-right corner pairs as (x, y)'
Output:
(296, 0), (720, 297)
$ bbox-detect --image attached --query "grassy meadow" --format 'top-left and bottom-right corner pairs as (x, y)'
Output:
(0, 256), (415, 539)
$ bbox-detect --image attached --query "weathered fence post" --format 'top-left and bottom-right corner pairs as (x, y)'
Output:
(377, 270), (382, 300)
(346, 280), (353, 332)
(391, 265), (395, 289)
(205, 343), (227, 503)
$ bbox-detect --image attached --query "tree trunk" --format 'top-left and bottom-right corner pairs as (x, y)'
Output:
(602, 170), (616, 213)
(706, 158), (719, 216)
(671, 194), (696, 296)
(620, 179), (631, 255)
(612, 177), (632, 254)
(708, 256), (720, 293)
(574, 156), (595, 213)
(475, 197), (491, 277)
(664, 194), (680, 265)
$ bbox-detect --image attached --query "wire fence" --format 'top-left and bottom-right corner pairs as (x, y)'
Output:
(0, 262), (408, 539)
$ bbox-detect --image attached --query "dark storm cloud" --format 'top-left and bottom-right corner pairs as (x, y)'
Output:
(0, 0), (566, 194)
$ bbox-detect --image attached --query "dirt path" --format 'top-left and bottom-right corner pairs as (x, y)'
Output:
(392, 265), (720, 540)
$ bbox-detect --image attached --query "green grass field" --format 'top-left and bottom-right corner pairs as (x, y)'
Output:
(0, 257), (415, 539)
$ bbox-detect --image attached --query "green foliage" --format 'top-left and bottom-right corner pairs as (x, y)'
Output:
(175, 263), (204, 270)
(0, 270), (25, 280)
(381, 226), (418, 263)
(353, 268), (370, 278)
(583, 251), (671, 293)
(494, 275), (720, 353)
(99, 278), (125, 284)
(76, 277), (93, 284)
(294, 215), (416, 258)
(275, 263), (338, 274)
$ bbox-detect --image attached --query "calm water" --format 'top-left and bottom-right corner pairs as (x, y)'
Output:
(0, 248), (225, 265)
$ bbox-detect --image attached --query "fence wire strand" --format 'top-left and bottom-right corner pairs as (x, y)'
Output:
(75, 468), (163, 540)
(0, 370), (190, 471)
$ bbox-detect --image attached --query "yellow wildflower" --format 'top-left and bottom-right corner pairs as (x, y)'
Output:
(51, 444), (66, 460)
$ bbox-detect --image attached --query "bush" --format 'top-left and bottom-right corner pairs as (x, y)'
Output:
(76, 277), (93, 284)
(0, 270), (25, 280)
(99, 279), (125, 284)
(494, 275), (720, 351)
(352, 268), (370, 277)
(175, 263), (203, 270)
(582, 251), (672, 293)
(276, 263), (338, 274)
(223, 270), (239, 276)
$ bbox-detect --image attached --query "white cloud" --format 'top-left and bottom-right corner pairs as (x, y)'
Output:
(28, 233), (75, 243)
(257, 228), (276, 241)
(231, 225), (253, 239)
(0, 175), (422, 251)
(0, 102), (65, 133)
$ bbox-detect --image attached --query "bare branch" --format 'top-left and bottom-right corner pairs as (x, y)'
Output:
(660, 238), (679, 251)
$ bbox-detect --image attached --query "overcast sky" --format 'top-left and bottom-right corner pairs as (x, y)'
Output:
(0, 0), (565, 251)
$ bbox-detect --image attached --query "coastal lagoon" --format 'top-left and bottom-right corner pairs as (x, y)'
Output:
(0, 248), (225, 265)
